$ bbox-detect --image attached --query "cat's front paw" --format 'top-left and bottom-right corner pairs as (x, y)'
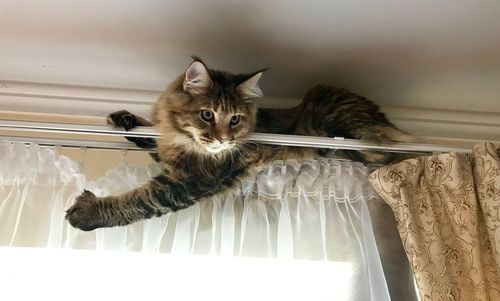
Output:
(65, 190), (102, 231)
(107, 110), (137, 131)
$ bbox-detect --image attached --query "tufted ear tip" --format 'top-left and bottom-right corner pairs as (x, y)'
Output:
(183, 60), (212, 95)
(237, 72), (264, 99)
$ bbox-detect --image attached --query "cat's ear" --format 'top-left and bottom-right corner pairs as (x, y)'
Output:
(237, 71), (265, 99)
(183, 60), (212, 95)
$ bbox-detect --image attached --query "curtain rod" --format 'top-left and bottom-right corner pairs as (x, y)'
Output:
(0, 119), (471, 153)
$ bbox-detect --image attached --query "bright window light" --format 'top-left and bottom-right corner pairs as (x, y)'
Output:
(0, 247), (353, 301)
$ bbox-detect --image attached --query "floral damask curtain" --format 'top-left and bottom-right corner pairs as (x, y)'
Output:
(369, 142), (500, 300)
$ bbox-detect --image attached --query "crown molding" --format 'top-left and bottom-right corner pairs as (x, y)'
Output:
(1, 79), (499, 147)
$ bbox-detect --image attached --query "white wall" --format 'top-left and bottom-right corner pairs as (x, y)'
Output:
(1, 0), (500, 112)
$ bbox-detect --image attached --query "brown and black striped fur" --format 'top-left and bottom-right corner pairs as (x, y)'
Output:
(66, 57), (415, 231)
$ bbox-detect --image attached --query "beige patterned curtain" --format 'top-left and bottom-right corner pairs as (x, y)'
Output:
(368, 142), (500, 301)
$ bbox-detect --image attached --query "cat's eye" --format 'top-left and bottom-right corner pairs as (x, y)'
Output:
(230, 115), (241, 126)
(200, 110), (214, 122)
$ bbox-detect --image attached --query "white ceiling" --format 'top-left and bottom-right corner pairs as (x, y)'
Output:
(1, 0), (500, 112)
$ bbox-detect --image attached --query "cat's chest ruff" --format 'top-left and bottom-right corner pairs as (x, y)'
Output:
(162, 154), (244, 182)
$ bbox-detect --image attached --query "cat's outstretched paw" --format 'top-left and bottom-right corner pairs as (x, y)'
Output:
(65, 190), (102, 231)
(107, 110), (138, 131)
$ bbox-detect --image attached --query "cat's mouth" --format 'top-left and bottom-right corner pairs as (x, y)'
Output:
(193, 133), (237, 154)
(204, 143), (233, 154)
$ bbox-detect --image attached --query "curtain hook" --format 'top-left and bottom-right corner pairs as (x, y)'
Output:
(54, 144), (62, 156)
(121, 148), (128, 166)
(79, 146), (88, 173)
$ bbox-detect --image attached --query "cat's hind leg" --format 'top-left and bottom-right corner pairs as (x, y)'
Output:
(301, 85), (418, 164)
(355, 125), (417, 144)
(347, 125), (418, 164)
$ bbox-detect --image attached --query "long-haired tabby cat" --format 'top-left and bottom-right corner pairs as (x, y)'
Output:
(66, 57), (415, 231)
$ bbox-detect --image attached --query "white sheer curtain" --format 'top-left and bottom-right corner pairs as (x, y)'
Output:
(0, 141), (390, 300)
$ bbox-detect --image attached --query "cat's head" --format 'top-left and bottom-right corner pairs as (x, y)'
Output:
(159, 57), (266, 155)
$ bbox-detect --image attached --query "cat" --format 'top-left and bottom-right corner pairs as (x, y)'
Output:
(65, 57), (416, 231)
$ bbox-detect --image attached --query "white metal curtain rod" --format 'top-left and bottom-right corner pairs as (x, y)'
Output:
(0, 119), (471, 153)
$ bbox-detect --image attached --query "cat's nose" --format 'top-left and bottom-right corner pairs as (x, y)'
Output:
(215, 135), (231, 144)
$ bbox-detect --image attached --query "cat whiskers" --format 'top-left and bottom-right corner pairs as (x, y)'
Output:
(196, 153), (210, 177)
(228, 148), (236, 169)
(238, 142), (260, 157)
(163, 146), (190, 171)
